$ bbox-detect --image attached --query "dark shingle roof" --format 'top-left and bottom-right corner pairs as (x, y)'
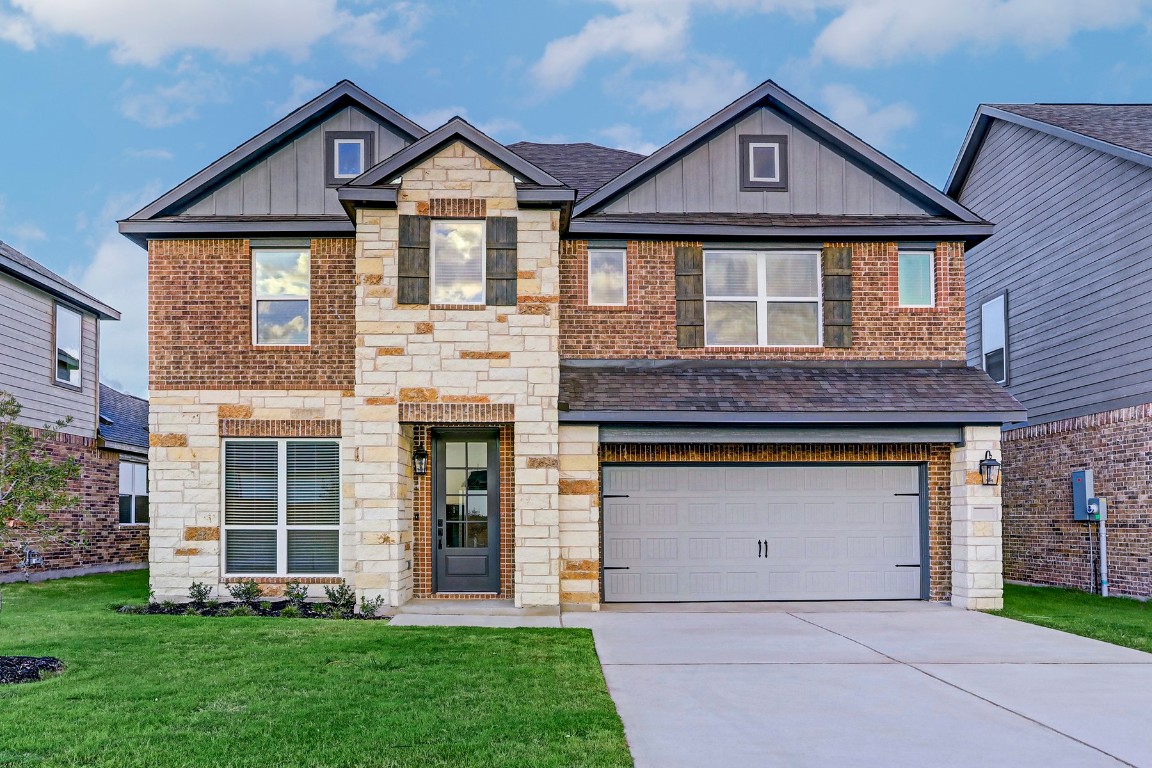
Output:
(559, 363), (1024, 423)
(994, 104), (1152, 158)
(507, 142), (644, 200)
(99, 384), (149, 451)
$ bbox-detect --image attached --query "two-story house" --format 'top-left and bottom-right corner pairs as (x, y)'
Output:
(948, 105), (1152, 598)
(0, 240), (149, 580)
(120, 79), (1022, 611)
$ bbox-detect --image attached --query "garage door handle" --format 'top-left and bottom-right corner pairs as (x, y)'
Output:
(758, 540), (763, 558)
(894, 493), (920, 497)
(895, 564), (921, 567)
(603, 494), (630, 499)
(603, 566), (630, 570)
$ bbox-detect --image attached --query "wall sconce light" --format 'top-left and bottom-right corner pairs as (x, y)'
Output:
(979, 450), (1001, 486)
(413, 445), (429, 477)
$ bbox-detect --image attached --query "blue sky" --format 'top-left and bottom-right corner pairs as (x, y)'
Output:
(1, 0), (1150, 395)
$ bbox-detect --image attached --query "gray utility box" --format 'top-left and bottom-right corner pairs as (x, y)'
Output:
(1072, 469), (1095, 521)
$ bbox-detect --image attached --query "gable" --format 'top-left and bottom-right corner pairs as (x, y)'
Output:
(599, 105), (932, 217)
(179, 106), (413, 218)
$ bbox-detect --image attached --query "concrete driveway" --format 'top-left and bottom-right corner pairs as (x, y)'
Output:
(563, 603), (1152, 768)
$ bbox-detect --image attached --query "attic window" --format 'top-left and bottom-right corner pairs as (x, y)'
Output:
(739, 135), (788, 191)
(325, 131), (375, 186)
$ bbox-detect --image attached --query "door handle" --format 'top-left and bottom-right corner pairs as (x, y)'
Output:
(895, 564), (921, 568)
(603, 566), (630, 570)
(757, 540), (763, 558)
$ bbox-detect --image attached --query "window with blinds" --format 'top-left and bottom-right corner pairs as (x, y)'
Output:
(223, 440), (340, 576)
(703, 250), (822, 346)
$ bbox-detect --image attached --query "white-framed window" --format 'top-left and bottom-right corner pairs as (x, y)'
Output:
(54, 303), (82, 387)
(704, 250), (822, 347)
(119, 461), (148, 524)
(431, 219), (486, 305)
(588, 248), (627, 305)
(898, 251), (935, 307)
(981, 293), (1008, 384)
(252, 247), (310, 345)
(223, 439), (340, 576)
(333, 138), (365, 179)
(749, 143), (780, 182)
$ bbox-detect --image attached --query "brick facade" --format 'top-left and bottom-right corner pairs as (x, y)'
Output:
(559, 240), (966, 361)
(1002, 405), (1152, 597)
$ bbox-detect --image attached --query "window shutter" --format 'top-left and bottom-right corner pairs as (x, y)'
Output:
(675, 245), (705, 348)
(398, 215), (430, 305)
(822, 245), (853, 348)
(486, 216), (518, 306)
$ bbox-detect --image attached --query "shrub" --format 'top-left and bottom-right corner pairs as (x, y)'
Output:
(323, 581), (356, 618)
(283, 580), (308, 608)
(226, 580), (262, 606)
(188, 582), (212, 606)
(279, 606), (301, 619)
(227, 605), (254, 617)
(160, 600), (177, 612)
(359, 595), (386, 619)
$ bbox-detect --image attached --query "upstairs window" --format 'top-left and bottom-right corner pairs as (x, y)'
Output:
(325, 131), (374, 186)
(981, 293), (1008, 384)
(898, 251), (935, 307)
(119, 461), (148, 524)
(431, 220), (486, 305)
(253, 248), (310, 345)
(588, 249), (627, 305)
(739, 135), (788, 191)
(54, 304), (82, 387)
(704, 250), (821, 346)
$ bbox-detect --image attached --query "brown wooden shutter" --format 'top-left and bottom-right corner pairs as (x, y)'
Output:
(397, 215), (430, 305)
(675, 244), (705, 348)
(822, 245), (853, 348)
(486, 216), (517, 306)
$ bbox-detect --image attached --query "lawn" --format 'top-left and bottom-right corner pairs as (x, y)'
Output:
(0, 571), (632, 768)
(993, 582), (1152, 654)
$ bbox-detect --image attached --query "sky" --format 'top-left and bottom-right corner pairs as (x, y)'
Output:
(1, 0), (1151, 396)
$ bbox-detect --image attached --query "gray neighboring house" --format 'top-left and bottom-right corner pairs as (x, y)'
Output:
(948, 104), (1152, 597)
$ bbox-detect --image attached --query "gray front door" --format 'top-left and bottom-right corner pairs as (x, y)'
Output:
(433, 430), (500, 593)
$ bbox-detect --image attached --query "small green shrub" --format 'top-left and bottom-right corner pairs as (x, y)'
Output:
(116, 604), (147, 615)
(359, 596), (386, 618)
(283, 580), (309, 607)
(259, 601), (272, 612)
(184, 607), (199, 616)
(160, 600), (177, 612)
(279, 606), (301, 619)
(188, 582), (212, 606)
(323, 581), (356, 618)
(226, 580), (262, 606)
(227, 605), (254, 617)
(205, 599), (220, 612)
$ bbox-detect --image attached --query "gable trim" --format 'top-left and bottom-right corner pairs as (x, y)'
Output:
(574, 80), (983, 223)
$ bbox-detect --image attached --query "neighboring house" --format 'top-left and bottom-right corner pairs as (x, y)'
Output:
(0, 241), (148, 579)
(948, 104), (1152, 598)
(120, 79), (1022, 610)
(99, 383), (150, 529)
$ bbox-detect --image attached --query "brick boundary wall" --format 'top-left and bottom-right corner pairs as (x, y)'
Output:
(1002, 404), (1152, 596)
(0, 429), (148, 577)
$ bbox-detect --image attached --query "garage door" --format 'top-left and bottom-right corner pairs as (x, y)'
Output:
(602, 465), (923, 602)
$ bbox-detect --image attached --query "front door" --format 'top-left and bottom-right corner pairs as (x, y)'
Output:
(433, 430), (500, 593)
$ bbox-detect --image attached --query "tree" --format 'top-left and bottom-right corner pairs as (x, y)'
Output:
(0, 391), (85, 582)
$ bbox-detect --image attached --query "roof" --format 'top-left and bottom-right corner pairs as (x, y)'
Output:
(98, 383), (149, 451)
(947, 103), (1152, 197)
(507, 142), (645, 201)
(0, 241), (119, 320)
(558, 362), (1026, 425)
(574, 79), (985, 224)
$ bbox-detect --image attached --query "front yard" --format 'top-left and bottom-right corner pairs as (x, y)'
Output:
(0, 571), (632, 768)
(994, 582), (1152, 653)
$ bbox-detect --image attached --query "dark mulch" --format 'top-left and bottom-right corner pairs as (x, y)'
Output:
(114, 600), (389, 620)
(0, 656), (64, 685)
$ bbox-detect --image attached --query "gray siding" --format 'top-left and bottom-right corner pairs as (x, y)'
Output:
(179, 106), (411, 217)
(960, 119), (1152, 424)
(602, 106), (932, 216)
(0, 273), (99, 437)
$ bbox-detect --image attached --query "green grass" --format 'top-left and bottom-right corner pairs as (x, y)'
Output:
(0, 571), (632, 768)
(992, 583), (1152, 654)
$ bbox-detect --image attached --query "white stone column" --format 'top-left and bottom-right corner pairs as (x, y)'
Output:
(951, 425), (1004, 609)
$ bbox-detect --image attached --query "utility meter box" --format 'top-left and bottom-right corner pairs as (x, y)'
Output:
(1073, 469), (1094, 521)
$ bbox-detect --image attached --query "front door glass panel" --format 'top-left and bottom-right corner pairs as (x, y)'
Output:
(435, 432), (500, 592)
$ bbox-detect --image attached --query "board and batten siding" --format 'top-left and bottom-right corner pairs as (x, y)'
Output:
(0, 273), (99, 437)
(601, 106), (932, 216)
(179, 106), (411, 217)
(959, 118), (1152, 424)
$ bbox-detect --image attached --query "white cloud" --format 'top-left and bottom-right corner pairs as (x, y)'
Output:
(4, 0), (423, 66)
(120, 58), (229, 128)
(124, 148), (173, 160)
(407, 107), (522, 139)
(11, 222), (46, 242)
(270, 75), (326, 117)
(820, 84), (915, 148)
(599, 124), (660, 155)
(637, 56), (751, 124)
(410, 106), (468, 130)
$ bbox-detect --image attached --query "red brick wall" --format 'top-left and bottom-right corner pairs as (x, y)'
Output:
(1003, 405), (1152, 597)
(0, 430), (147, 576)
(560, 240), (966, 361)
(598, 443), (953, 601)
(148, 238), (355, 390)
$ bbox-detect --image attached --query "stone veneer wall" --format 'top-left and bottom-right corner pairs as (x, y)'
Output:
(558, 425), (602, 607)
(1002, 405), (1152, 597)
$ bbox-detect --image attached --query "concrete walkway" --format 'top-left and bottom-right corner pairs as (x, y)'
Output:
(564, 605), (1152, 768)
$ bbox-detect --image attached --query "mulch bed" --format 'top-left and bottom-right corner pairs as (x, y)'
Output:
(0, 656), (64, 685)
(115, 601), (389, 620)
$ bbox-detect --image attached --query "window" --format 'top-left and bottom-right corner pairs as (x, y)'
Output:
(53, 304), (83, 387)
(588, 249), (626, 305)
(431, 219), (486, 304)
(324, 131), (374, 186)
(119, 462), (148, 524)
(739, 135), (788, 190)
(981, 293), (1008, 384)
(223, 440), (340, 576)
(253, 248), (310, 345)
(704, 250), (821, 346)
(898, 251), (935, 307)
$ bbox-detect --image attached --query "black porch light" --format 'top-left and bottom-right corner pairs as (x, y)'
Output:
(979, 450), (1001, 486)
(413, 445), (429, 477)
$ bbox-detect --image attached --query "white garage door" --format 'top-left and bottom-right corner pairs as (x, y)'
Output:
(602, 464), (923, 602)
